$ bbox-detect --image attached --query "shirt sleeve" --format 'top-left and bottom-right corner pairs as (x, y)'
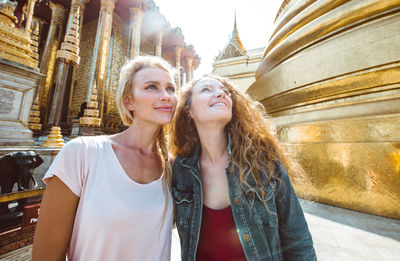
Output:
(43, 137), (86, 197)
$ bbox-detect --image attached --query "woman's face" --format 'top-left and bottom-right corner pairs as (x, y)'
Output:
(189, 77), (232, 127)
(124, 67), (177, 126)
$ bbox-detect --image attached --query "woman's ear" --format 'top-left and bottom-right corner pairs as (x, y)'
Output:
(124, 95), (134, 111)
(187, 108), (192, 119)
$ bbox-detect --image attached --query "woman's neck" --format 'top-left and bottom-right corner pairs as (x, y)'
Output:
(197, 125), (228, 165)
(114, 120), (161, 154)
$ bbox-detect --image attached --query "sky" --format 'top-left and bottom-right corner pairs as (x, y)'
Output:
(153, 0), (282, 77)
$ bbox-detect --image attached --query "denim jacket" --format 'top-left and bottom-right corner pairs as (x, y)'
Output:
(171, 142), (317, 261)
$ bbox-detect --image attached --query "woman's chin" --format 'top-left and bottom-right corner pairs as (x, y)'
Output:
(197, 116), (231, 127)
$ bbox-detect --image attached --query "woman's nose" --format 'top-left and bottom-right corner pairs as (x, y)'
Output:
(215, 89), (226, 98)
(160, 89), (171, 101)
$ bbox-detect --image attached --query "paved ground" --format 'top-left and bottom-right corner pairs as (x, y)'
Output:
(1, 200), (399, 260)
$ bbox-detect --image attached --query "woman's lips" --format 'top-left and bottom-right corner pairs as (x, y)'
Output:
(210, 100), (227, 107)
(155, 106), (173, 112)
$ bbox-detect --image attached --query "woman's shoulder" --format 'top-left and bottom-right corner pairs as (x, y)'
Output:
(63, 135), (110, 152)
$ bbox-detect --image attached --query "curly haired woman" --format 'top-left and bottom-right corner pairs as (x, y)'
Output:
(171, 75), (316, 261)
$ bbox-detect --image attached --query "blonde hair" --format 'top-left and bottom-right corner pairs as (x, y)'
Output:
(116, 56), (175, 222)
(172, 74), (293, 195)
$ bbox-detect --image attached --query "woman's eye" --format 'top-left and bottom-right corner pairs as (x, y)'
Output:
(146, 84), (157, 90)
(201, 88), (211, 93)
(223, 90), (230, 95)
(167, 86), (175, 92)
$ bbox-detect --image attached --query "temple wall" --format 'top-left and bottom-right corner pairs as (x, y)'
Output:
(247, 0), (400, 219)
(103, 14), (129, 127)
(213, 53), (262, 93)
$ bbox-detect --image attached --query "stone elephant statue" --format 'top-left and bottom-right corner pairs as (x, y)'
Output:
(0, 151), (43, 195)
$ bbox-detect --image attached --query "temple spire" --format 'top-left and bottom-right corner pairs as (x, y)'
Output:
(230, 11), (245, 53)
(215, 11), (246, 60)
(232, 10), (238, 37)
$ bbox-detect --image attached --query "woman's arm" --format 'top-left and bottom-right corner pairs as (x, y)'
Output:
(32, 176), (79, 261)
(275, 163), (317, 261)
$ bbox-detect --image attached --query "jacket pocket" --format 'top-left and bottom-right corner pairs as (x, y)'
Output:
(244, 181), (278, 228)
(172, 185), (194, 230)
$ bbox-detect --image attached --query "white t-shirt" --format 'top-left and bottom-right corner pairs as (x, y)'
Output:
(44, 136), (173, 261)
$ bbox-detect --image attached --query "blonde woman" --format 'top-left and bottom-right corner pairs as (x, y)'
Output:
(33, 56), (177, 261)
(171, 75), (316, 261)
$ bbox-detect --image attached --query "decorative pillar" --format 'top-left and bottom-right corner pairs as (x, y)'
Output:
(29, 18), (40, 67)
(28, 95), (41, 132)
(155, 29), (163, 56)
(128, 5), (144, 58)
(42, 0), (82, 147)
(185, 56), (193, 82)
(27, 18), (41, 132)
(173, 46), (182, 90)
(33, 17), (48, 60)
(67, 0), (89, 123)
(79, 82), (101, 132)
(24, 0), (37, 34)
(81, 0), (115, 130)
(38, 3), (67, 130)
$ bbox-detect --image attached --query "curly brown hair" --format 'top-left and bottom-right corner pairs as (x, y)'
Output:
(171, 74), (292, 193)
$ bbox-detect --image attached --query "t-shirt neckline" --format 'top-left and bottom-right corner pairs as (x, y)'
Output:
(104, 135), (163, 186)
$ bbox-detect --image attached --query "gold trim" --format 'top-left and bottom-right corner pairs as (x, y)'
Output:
(258, 0), (400, 77)
(258, 65), (400, 113)
(0, 188), (45, 203)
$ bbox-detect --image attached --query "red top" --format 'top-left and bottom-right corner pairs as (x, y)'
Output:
(196, 204), (247, 261)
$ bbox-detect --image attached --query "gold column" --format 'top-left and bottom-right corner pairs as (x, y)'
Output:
(42, 0), (82, 147)
(28, 95), (41, 132)
(185, 56), (193, 82)
(24, 0), (38, 34)
(155, 29), (163, 56)
(80, 82), (101, 129)
(67, 0), (89, 123)
(29, 17), (40, 66)
(174, 46), (182, 90)
(38, 3), (67, 129)
(80, 0), (115, 129)
(27, 17), (42, 132)
(129, 5), (144, 58)
(33, 17), (48, 60)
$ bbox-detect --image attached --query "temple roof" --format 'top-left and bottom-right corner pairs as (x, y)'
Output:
(215, 12), (246, 61)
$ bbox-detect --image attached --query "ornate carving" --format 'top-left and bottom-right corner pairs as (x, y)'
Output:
(49, 2), (67, 25)
(219, 44), (243, 59)
(29, 18), (40, 63)
(56, 0), (81, 64)
(28, 94), (42, 132)
(40, 126), (65, 147)
(24, 0), (38, 34)
(80, 82), (101, 127)
(101, 0), (115, 12)
(0, 0), (18, 26)
(0, 7), (38, 68)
